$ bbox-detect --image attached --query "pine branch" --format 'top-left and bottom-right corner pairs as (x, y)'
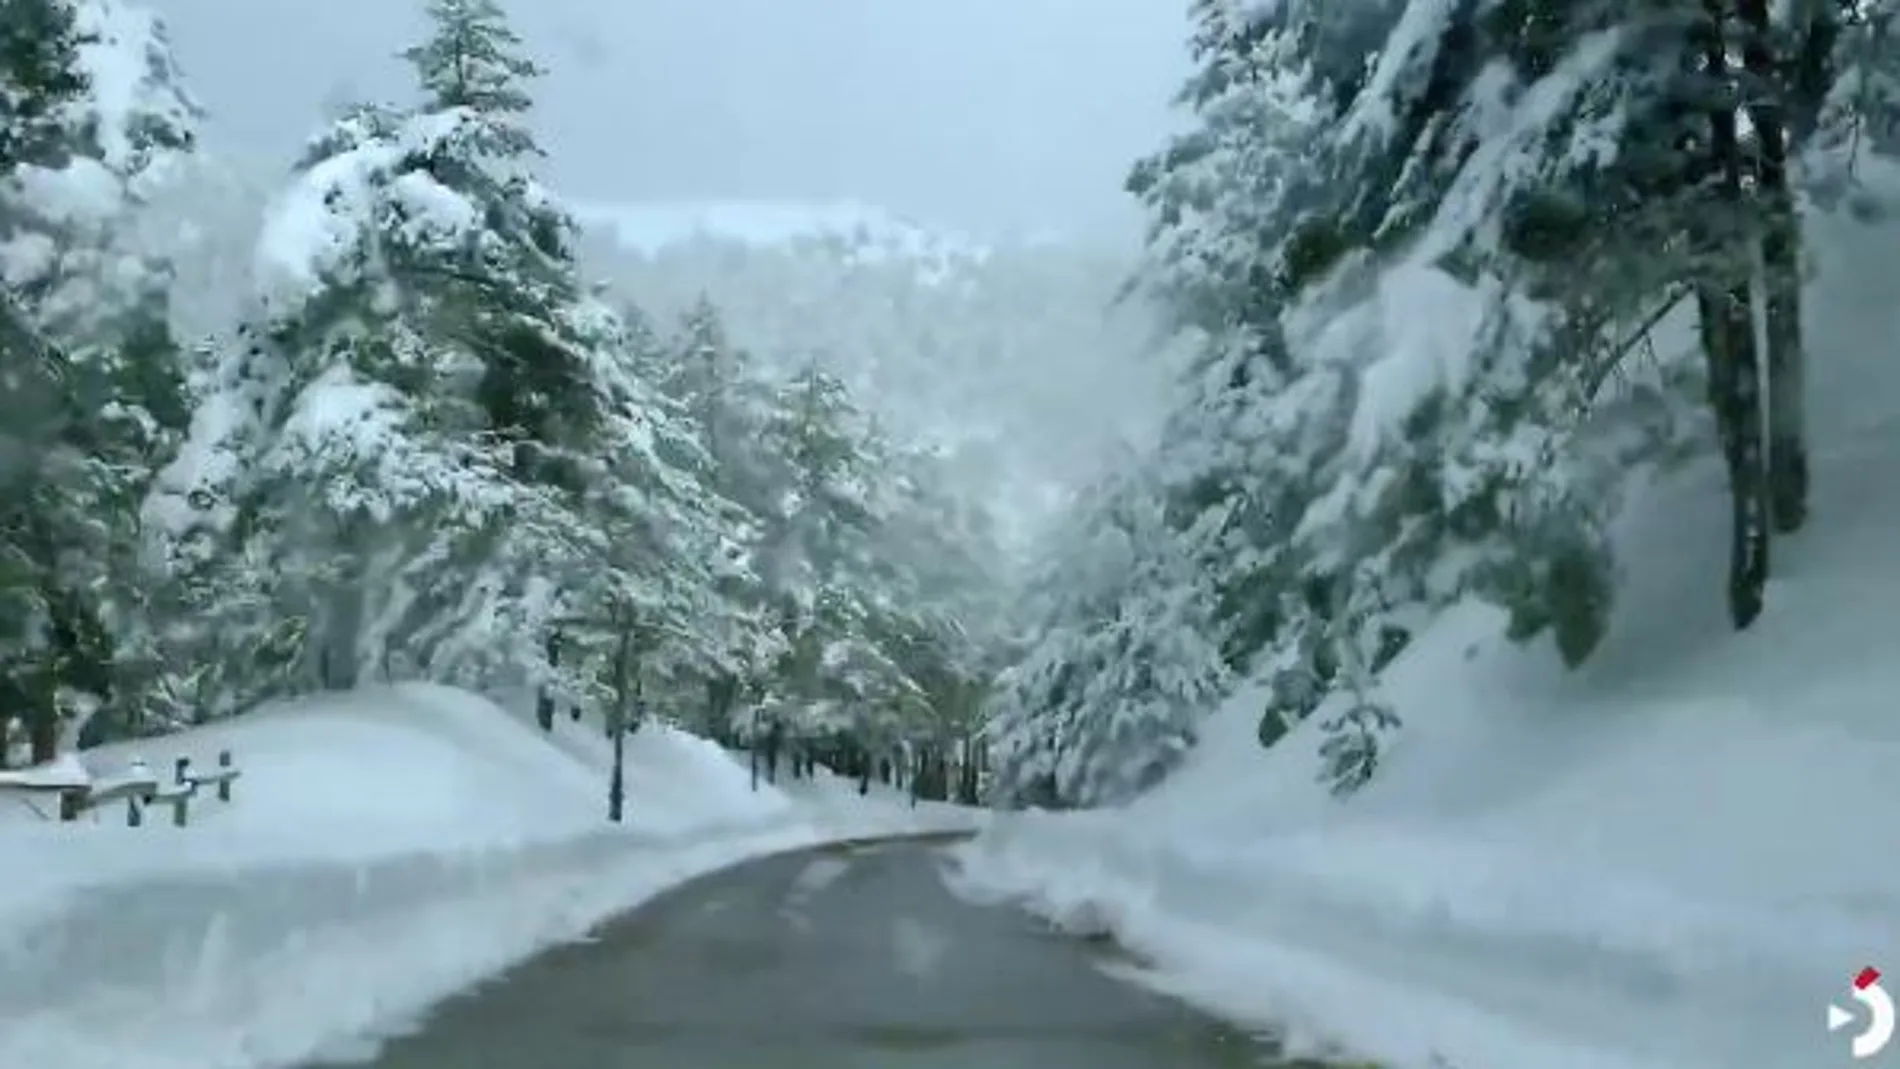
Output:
(1582, 283), (1695, 403)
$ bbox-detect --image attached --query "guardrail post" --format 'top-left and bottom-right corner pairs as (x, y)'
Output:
(173, 757), (191, 827)
(216, 749), (234, 802)
(59, 787), (82, 822)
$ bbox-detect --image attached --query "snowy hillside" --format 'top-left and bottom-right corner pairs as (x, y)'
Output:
(0, 684), (976, 1069)
(571, 198), (991, 278)
(951, 201), (1900, 1069)
(573, 198), (1170, 549)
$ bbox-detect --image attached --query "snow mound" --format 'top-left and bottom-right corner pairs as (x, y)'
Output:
(950, 202), (1900, 1069)
(0, 684), (979, 1069)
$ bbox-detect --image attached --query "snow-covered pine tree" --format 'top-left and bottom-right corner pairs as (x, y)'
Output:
(753, 361), (909, 741)
(986, 455), (1228, 808)
(1132, 0), (1856, 795)
(552, 296), (773, 731)
(1323, 0), (1850, 634)
(401, 0), (542, 160)
(1812, 0), (1900, 179)
(389, 0), (682, 717)
(61, 0), (206, 741)
(991, 0), (1384, 799)
(650, 297), (791, 737)
(663, 296), (774, 481)
(1005, 0), (1785, 800)
(225, 102), (563, 702)
(0, 0), (204, 754)
(0, 0), (96, 764)
(872, 446), (1008, 755)
(987, 473), (1130, 809)
(0, 0), (88, 172)
(600, 249), (1014, 764)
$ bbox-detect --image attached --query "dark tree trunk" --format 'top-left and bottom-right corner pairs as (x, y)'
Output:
(1698, 2), (1770, 628)
(1737, 0), (1809, 532)
(763, 719), (782, 785)
(958, 747), (980, 805)
(608, 625), (631, 822)
(536, 631), (559, 731)
(28, 697), (57, 766)
(706, 675), (736, 742)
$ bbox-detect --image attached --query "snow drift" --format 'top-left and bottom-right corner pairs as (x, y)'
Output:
(949, 198), (1900, 1069)
(0, 684), (976, 1069)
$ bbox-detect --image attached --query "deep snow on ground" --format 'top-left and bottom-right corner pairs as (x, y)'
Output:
(950, 200), (1900, 1069)
(0, 683), (977, 1069)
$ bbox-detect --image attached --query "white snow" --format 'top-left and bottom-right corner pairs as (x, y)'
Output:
(0, 752), (91, 791)
(0, 683), (978, 1069)
(571, 197), (988, 265)
(251, 108), (484, 307)
(71, 0), (192, 181)
(949, 199), (1900, 1069)
(1292, 257), (1484, 468)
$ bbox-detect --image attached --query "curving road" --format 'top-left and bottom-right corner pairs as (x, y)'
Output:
(313, 837), (1309, 1069)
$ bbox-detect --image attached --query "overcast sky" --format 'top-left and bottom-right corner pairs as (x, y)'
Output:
(145, 0), (1189, 239)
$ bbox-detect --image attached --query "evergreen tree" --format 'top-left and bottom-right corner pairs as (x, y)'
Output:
(650, 298), (790, 736)
(753, 362), (893, 735)
(0, 0), (203, 756)
(0, 0), (93, 763)
(1812, 0), (1900, 174)
(555, 298), (772, 725)
(0, 0), (88, 174)
(224, 102), (563, 701)
(994, 0), (1855, 799)
(401, 0), (542, 159)
(987, 459), (1227, 808)
(395, 0), (641, 709)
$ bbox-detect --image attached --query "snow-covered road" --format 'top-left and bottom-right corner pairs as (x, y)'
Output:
(0, 684), (982, 1069)
(304, 837), (1284, 1069)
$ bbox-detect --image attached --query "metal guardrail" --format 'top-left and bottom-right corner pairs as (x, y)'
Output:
(0, 749), (242, 827)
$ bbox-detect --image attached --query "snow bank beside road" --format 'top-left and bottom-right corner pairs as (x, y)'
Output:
(0, 684), (979, 1069)
(950, 203), (1900, 1069)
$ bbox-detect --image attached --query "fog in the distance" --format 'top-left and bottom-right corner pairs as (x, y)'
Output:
(143, 0), (1187, 240)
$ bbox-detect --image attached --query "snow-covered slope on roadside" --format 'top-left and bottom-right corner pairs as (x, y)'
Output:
(0, 684), (978, 1069)
(949, 201), (1900, 1069)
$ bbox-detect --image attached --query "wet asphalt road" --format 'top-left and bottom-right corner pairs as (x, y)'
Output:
(314, 837), (1298, 1069)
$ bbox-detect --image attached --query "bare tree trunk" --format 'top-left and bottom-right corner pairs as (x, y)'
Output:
(1737, 0), (1809, 532)
(1700, 1), (1770, 628)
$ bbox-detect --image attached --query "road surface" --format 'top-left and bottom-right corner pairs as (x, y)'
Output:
(312, 837), (1315, 1069)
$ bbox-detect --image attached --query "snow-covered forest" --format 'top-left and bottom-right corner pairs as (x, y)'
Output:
(0, 0), (1014, 770)
(6, 0), (1899, 820)
(571, 210), (1175, 546)
(986, 0), (1900, 806)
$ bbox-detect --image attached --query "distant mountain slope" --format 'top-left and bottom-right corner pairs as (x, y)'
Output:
(572, 199), (1169, 550)
(569, 198), (990, 284)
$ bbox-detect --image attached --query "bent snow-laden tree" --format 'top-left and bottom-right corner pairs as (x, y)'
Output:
(1313, 0), (1848, 630)
(990, 0), (1876, 802)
